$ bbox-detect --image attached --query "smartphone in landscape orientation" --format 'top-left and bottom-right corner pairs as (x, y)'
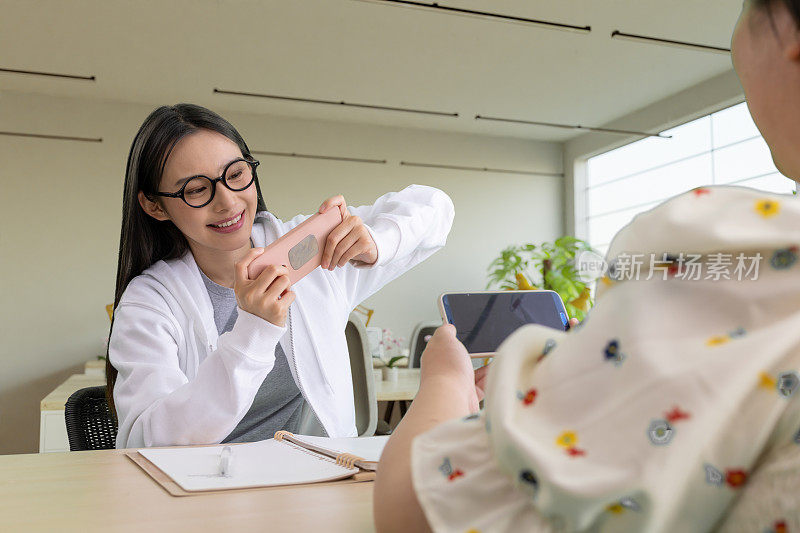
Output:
(438, 290), (569, 357)
(247, 207), (343, 284)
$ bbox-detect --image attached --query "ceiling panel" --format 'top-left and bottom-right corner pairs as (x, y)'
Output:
(0, 0), (743, 141)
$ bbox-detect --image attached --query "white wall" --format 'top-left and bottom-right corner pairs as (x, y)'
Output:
(0, 90), (563, 454)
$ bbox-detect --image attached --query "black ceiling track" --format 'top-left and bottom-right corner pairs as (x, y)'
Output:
(214, 88), (458, 118)
(0, 131), (102, 142)
(474, 115), (671, 138)
(400, 161), (563, 177)
(253, 150), (387, 164)
(611, 31), (731, 54)
(0, 67), (96, 81)
(354, 0), (591, 33)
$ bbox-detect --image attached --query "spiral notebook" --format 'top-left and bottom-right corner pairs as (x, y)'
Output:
(134, 432), (388, 494)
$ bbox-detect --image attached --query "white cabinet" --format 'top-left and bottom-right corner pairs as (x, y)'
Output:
(39, 410), (70, 453)
(39, 371), (105, 453)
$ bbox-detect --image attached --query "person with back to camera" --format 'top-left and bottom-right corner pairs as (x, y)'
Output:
(107, 103), (454, 448)
(375, 1), (800, 531)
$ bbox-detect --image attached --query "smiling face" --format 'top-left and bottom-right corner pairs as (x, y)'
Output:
(139, 129), (258, 258)
(732, 0), (800, 181)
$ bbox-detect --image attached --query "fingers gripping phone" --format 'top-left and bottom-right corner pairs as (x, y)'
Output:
(438, 290), (569, 357)
(247, 207), (343, 284)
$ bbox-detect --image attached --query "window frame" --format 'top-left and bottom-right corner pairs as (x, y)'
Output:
(568, 100), (795, 252)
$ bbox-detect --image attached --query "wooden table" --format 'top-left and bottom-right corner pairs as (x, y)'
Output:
(373, 368), (420, 401)
(0, 449), (375, 532)
(373, 368), (420, 424)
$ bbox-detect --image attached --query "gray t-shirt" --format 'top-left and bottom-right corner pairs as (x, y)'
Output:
(199, 270), (305, 443)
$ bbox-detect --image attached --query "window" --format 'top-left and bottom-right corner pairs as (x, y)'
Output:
(584, 102), (795, 254)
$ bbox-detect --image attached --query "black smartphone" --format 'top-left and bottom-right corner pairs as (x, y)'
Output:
(438, 290), (569, 357)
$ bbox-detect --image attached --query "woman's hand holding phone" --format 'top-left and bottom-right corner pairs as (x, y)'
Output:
(234, 248), (295, 327)
(318, 195), (378, 269)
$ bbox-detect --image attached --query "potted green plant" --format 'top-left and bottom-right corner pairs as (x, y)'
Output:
(377, 329), (407, 382)
(381, 356), (405, 383)
(486, 236), (597, 321)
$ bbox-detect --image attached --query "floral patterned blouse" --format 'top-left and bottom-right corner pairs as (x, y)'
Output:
(412, 186), (800, 532)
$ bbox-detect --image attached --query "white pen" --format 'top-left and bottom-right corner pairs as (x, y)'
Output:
(218, 446), (233, 477)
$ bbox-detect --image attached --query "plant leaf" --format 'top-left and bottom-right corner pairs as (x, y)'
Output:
(387, 356), (406, 368)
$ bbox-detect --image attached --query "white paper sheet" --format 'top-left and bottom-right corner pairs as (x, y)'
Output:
(139, 439), (358, 492)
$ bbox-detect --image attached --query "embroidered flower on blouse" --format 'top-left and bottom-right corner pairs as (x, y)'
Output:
(706, 336), (730, 347)
(771, 247), (799, 270)
(760, 371), (778, 390)
(729, 327), (747, 339)
(706, 327), (747, 347)
(537, 339), (557, 363)
(667, 261), (681, 277)
(766, 520), (788, 533)
(705, 464), (724, 486)
(756, 199), (781, 218)
(693, 187), (711, 196)
(762, 370), (800, 398)
(606, 503), (625, 515)
(604, 340), (626, 366)
(606, 497), (641, 515)
(438, 458), (464, 481)
(556, 431), (586, 457)
(648, 419), (674, 446)
(665, 406), (691, 423)
(566, 447), (586, 457)
(777, 371), (800, 398)
(519, 470), (539, 494)
(543, 339), (556, 355)
(607, 258), (619, 281)
(620, 498), (641, 512)
(707, 464), (747, 489)
(557, 431), (578, 448)
(517, 388), (538, 406)
(725, 469), (748, 488)
(449, 470), (464, 481)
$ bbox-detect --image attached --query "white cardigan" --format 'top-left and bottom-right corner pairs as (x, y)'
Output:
(110, 185), (454, 448)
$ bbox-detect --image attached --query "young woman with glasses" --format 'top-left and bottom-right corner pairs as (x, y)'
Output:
(107, 104), (454, 448)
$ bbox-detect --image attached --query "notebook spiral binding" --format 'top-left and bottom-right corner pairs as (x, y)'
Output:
(274, 430), (293, 442)
(335, 453), (362, 469)
(273, 431), (367, 470)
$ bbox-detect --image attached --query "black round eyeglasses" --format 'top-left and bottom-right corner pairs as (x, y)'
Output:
(154, 158), (260, 208)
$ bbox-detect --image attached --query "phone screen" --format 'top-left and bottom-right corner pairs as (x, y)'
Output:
(441, 292), (568, 354)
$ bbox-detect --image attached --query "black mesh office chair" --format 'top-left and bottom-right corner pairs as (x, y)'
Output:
(64, 386), (118, 451)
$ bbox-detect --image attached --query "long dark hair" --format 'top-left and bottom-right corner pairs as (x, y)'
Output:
(753, 0), (800, 27)
(106, 104), (267, 418)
